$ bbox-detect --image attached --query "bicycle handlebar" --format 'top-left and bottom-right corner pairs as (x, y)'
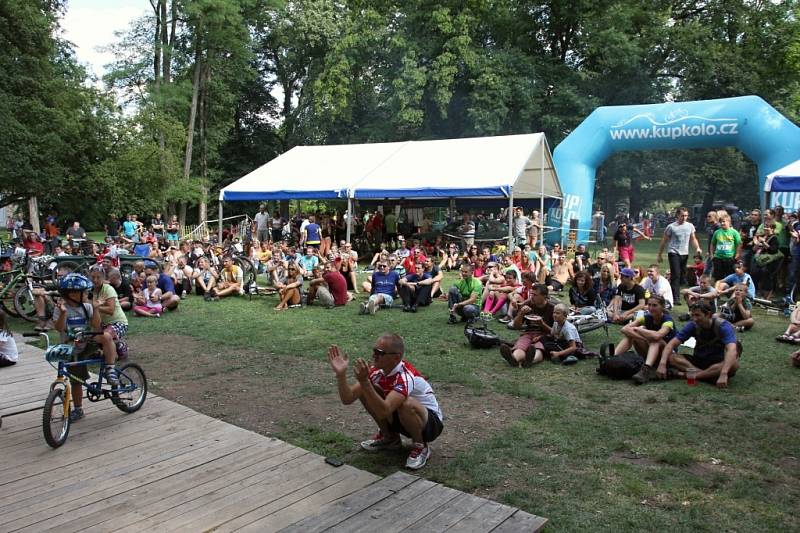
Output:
(22, 332), (45, 338)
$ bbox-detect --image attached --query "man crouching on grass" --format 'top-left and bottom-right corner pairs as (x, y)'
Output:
(327, 334), (443, 470)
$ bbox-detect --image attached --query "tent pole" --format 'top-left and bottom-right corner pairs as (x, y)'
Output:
(218, 201), (223, 243)
(346, 197), (352, 243)
(540, 141), (546, 244)
(507, 188), (514, 251)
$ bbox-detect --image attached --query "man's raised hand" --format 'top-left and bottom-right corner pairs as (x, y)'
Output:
(327, 345), (349, 376)
(353, 358), (370, 384)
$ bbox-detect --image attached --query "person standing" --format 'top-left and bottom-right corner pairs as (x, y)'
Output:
(657, 206), (701, 304)
(459, 213), (476, 249)
(253, 204), (270, 243)
(709, 214), (742, 281)
(511, 207), (533, 248)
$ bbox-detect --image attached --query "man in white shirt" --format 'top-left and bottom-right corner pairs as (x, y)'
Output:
(641, 263), (674, 308)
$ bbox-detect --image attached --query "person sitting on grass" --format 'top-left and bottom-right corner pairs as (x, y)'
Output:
(569, 270), (597, 315)
(776, 305), (800, 343)
(422, 256), (444, 299)
(306, 266), (336, 308)
(718, 283), (754, 332)
(327, 334), (443, 470)
(715, 259), (756, 301)
(212, 256), (244, 298)
(499, 270), (536, 324)
(107, 268), (133, 311)
(607, 268), (646, 324)
(481, 270), (518, 319)
(659, 301), (741, 389)
(361, 260), (400, 315)
(298, 247), (319, 279)
(447, 263), (482, 324)
(614, 295), (677, 385)
(193, 256), (217, 299)
(133, 275), (163, 317)
(543, 303), (582, 365)
(398, 263), (432, 312)
(274, 263), (304, 310)
(640, 263), (673, 309)
(547, 255), (571, 293)
(143, 261), (180, 310)
(680, 274), (718, 315)
(500, 283), (554, 367)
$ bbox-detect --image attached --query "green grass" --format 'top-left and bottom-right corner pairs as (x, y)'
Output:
(19, 234), (800, 531)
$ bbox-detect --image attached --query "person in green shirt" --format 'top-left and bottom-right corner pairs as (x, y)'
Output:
(384, 210), (398, 243)
(710, 214), (741, 280)
(447, 263), (482, 324)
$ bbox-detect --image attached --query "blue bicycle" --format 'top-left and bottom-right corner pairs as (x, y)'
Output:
(26, 330), (147, 448)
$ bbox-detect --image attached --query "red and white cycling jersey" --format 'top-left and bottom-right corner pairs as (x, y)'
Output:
(369, 360), (442, 421)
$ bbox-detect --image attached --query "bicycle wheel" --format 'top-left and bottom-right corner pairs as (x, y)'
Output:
(112, 363), (147, 413)
(0, 290), (19, 317)
(43, 387), (71, 448)
(14, 284), (38, 322)
(51, 260), (84, 282)
(576, 319), (607, 334)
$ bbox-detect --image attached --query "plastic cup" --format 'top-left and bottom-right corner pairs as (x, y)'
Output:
(686, 369), (697, 386)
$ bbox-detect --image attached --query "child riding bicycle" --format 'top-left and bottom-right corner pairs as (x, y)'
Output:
(53, 272), (120, 422)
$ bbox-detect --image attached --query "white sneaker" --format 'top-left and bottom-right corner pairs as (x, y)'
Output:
(360, 302), (368, 315)
(367, 299), (378, 315)
(405, 443), (431, 470)
(360, 432), (402, 452)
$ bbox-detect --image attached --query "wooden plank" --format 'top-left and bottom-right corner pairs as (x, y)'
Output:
(331, 477), (441, 533)
(403, 492), (488, 533)
(368, 483), (463, 533)
(77, 445), (310, 533)
(0, 430), (268, 530)
(221, 468), (379, 533)
(279, 471), (420, 533)
(0, 401), (206, 483)
(0, 415), (226, 508)
(491, 510), (549, 533)
(152, 455), (344, 532)
(9, 427), (267, 533)
(445, 500), (517, 532)
(0, 396), (188, 462)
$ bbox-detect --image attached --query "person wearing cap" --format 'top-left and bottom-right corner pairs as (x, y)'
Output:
(607, 267), (646, 324)
(143, 260), (180, 310)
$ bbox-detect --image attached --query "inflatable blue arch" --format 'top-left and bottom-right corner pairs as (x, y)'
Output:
(552, 95), (800, 240)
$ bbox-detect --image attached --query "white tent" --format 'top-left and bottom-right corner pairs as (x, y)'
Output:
(764, 159), (800, 210)
(218, 133), (562, 243)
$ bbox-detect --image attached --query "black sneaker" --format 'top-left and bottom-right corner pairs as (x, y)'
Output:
(411, 305), (417, 313)
(403, 305), (411, 312)
(448, 314), (458, 324)
(500, 344), (518, 367)
(69, 407), (84, 422)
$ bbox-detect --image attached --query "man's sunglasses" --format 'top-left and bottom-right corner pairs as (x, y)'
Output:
(373, 347), (398, 357)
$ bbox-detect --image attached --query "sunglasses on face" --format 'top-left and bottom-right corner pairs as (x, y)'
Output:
(372, 347), (397, 357)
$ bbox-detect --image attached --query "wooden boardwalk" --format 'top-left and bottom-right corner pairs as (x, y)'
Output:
(0, 339), (546, 532)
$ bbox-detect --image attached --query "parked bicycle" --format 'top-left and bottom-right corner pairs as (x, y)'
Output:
(25, 330), (147, 448)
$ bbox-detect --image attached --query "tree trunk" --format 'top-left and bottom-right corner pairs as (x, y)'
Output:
(198, 62), (210, 224)
(27, 197), (40, 234)
(180, 36), (203, 227)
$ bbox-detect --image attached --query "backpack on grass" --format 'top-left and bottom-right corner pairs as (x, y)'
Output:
(464, 318), (501, 349)
(596, 343), (644, 379)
